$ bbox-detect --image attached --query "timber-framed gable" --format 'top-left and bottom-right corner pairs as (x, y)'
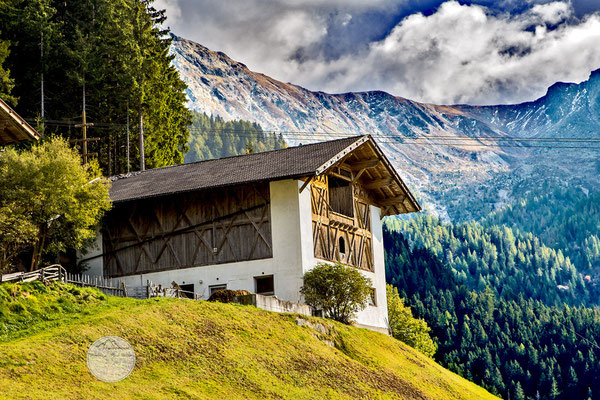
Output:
(311, 174), (374, 271)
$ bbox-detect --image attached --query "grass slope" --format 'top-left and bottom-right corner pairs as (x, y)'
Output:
(0, 282), (499, 400)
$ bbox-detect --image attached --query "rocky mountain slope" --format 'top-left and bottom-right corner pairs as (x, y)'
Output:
(171, 35), (600, 219)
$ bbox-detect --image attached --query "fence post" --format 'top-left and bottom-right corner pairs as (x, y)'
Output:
(121, 282), (127, 298)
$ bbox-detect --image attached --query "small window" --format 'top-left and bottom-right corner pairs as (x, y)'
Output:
(255, 275), (274, 295)
(179, 284), (195, 299)
(328, 176), (354, 217)
(368, 288), (377, 306)
(209, 284), (227, 296)
(339, 236), (346, 255)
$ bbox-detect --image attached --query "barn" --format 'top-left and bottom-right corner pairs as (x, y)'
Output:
(81, 135), (420, 332)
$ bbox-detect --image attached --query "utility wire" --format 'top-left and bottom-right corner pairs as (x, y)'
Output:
(26, 119), (600, 141)
(30, 120), (600, 149)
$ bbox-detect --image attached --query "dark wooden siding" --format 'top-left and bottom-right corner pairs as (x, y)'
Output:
(102, 183), (272, 278)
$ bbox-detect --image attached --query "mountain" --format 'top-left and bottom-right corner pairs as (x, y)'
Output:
(171, 35), (600, 220)
(0, 281), (500, 400)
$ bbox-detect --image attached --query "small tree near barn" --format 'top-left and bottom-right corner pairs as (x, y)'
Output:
(301, 262), (372, 324)
(0, 137), (111, 272)
(386, 284), (437, 358)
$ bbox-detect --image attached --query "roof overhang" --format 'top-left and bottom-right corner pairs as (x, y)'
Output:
(314, 135), (421, 216)
(0, 98), (40, 146)
(106, 134), (420, 214)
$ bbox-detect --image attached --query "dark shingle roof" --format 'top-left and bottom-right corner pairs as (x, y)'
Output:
(109, 136), (366, 203)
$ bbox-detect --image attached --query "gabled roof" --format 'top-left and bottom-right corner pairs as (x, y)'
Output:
(0, 98), (40, 145)
(109, 135), (421, 215)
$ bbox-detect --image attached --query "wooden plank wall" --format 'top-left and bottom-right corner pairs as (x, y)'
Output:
(103, 183), (272, 278)
(311, 175), (374, 271)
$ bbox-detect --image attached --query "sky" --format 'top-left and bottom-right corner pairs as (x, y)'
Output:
(154, 0), (600, 105)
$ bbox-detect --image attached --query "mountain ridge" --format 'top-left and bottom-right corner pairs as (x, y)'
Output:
(171, 35), (600, 219)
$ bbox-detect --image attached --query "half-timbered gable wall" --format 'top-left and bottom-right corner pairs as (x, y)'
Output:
(102, 183), (272, 278)
(311, 172), (374, 271)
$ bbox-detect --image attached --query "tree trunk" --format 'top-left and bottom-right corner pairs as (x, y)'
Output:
(29, 224), (47, 271)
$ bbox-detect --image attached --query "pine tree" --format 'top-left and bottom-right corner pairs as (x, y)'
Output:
(549, 378), (560, 399)
(0, 37), (16, 105)
(0, 0), (191, 173)
(513, 381), (525, 400)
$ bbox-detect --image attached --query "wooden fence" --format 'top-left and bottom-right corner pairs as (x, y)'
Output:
(0, 264), (66, 283)
(0, 264), (127, 297)
(64, 271), (127, 297)
(0, 266), (204, 300)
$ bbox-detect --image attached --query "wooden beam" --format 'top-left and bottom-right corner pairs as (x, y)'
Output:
(299, 176), (314, 193)
(377, 195), (407, 206)
(0, 98), (40, 143)
(352, 168), (367, 183)
(363, 177), (393, 190)
(315, 135), (370, 175)
(350, 159), (379, 171)
(329, 171), (352, 182)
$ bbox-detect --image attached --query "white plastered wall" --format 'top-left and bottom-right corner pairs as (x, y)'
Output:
(77, 229), (104, 277)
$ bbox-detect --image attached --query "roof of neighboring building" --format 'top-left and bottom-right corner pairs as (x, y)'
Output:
(109, 135), (421, 215)
(0, 98), (40, 145)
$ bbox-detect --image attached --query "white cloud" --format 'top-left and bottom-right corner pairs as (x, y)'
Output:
(294, 1), (600, 104)
(268, 11), (328, 51)
(530, 2), (570, 24)
(164, 0), (600, 105)
(154, 0), (182, 25)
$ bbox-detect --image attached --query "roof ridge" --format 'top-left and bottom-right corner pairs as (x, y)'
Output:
(111, 135), (367, 180)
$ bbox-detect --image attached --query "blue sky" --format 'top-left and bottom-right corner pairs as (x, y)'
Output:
(155, 0), (600, 105)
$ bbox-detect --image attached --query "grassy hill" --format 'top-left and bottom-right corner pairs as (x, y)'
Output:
(0, 282), (499, 400)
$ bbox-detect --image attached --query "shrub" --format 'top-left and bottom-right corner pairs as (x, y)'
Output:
(386, 284), (437, 357)
(300, 262), (372, 324)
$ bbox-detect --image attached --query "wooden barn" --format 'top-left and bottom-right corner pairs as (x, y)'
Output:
(0, 98), (39, 146)
(81, 135), (420, 332)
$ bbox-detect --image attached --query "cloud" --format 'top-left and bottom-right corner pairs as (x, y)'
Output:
(309, 1), (600, 104)
(154, 0), (182, 24)
(161, 0), (600, 105)
(158, 0), (407, 70)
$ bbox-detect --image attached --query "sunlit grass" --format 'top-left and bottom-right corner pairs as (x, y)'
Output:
(0, 282), (499, 400)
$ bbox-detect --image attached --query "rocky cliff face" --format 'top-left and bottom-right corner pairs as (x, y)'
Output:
(171, 35), (600, 219)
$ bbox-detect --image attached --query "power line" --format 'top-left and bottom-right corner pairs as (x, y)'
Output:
(185, 127), (600, 141)
(28, 119), (600, 149)
(182, 129), (600, 149)
(26, 118), (600, 141)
